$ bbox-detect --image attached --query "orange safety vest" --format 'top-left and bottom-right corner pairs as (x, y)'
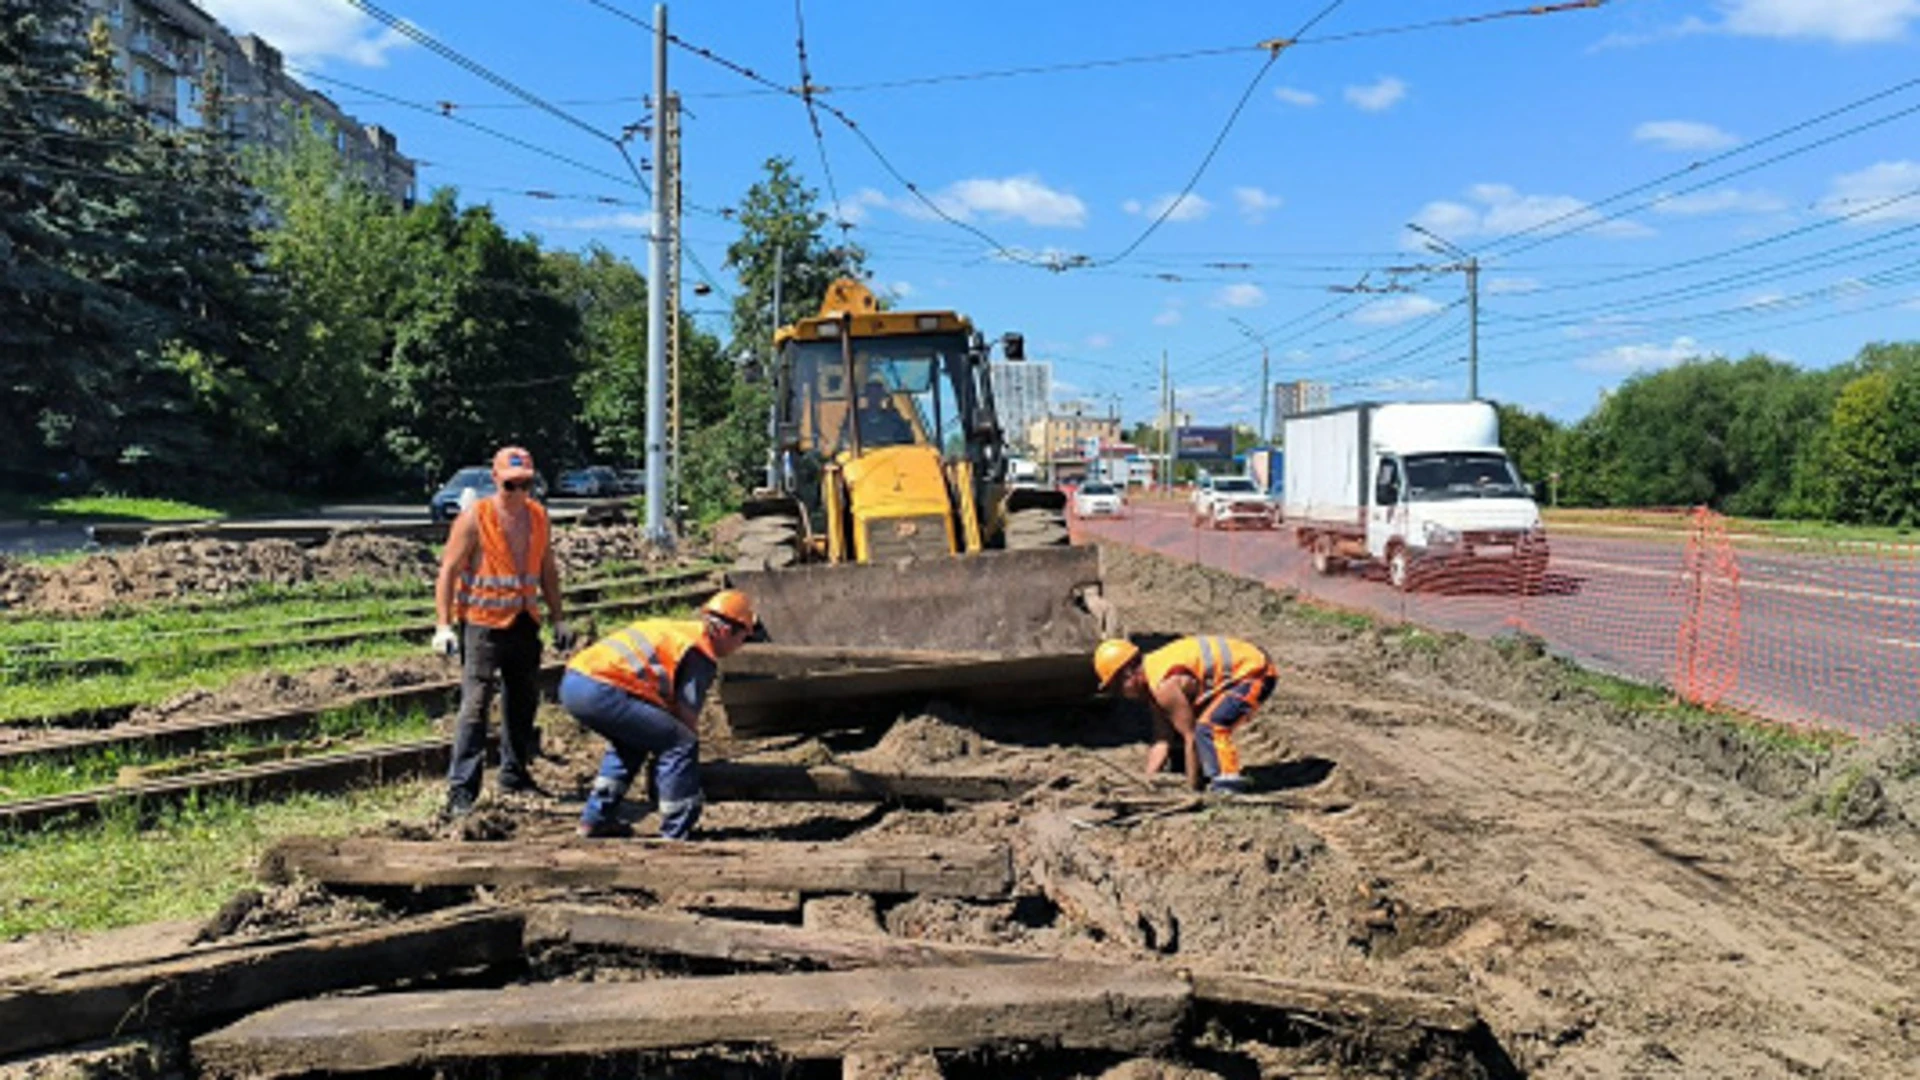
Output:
(1143, 635), (1271, 708)
(457, 496), (549, 629)
(568, 618), (715, 710)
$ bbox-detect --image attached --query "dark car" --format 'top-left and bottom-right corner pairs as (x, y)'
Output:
(429, 466), (545, 523)
(556, 465), (621, 498)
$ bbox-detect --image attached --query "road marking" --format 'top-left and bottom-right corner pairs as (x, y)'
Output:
(1872, 635), (1920, 651)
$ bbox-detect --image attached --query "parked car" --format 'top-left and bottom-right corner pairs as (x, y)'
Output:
(430, 466), (547, 523)
(615, 468), (646, 495)
(556, 466), (621, 497)
(1191, 474), (1278, 530)
(1071, 480), (1127, 519)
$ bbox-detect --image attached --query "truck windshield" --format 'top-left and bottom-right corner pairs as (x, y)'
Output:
(1403, 453), (1527, 500)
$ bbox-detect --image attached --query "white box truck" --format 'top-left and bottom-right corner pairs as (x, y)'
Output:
(1281, 401), (1547, 591)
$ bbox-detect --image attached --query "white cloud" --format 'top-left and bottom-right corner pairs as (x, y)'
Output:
(1633, 120), (1738, 152)
(1344, 76), (1407, 112)
(1212, 283), (1267, 309)
(914, 175), (1085, 227)
(1409, 183), (1654, 246)
(886, 281), (915, 300)
(1719, 0), (1920, 43)
(1819, 161), (1920, 223)
(199, 0), (411, 67)
(1487, 276), (1541, 295)
(1086, 333), (1114, 350)
(1653, 188), (1788, 215)
(1153, 308), (1183, 327)
(1121, 192), (1213, 223)
(1274, 86), (1319, 107)
(1351, 376), (1440, 394)
(534, 213), (648, 231)
(1577, 336), (1707, 373)
(1742, 291), (1789, 310)
(1354, 295), (1442, 326)
(831, 189), (891, 225)
(1233, 186), (1284, 224)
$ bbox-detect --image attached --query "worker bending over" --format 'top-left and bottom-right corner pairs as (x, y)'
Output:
(1094, 635), (1278, 792)
(561, 590), (756, 839)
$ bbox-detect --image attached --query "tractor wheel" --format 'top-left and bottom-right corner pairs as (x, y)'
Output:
(734, 511), (803, 570)
(1005, 506), (1070, 549)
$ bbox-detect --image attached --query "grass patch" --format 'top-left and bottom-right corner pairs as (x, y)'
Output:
(0, 784), (439, 938)
(1544, 507), (1920, 550)
(0, 635), (432, 724)
(0, 705), (436, 803)
(1285, 597), (1377, 635)
(1823, 765), (1869, 820)
(0, 578), (428, 654)
(1561, 663), (1851, 756)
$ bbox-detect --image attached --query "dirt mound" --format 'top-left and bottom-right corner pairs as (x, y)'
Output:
(550, 523), (680, 577)
(850, 706), (998, 772)
(0, 537), (438, 617)
(127, 657), (449, 725)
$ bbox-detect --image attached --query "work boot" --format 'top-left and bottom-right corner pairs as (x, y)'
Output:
(496, 773), (549, 798)
(1208, 774), (1250, 795)
(577, 819), (634, 840)
(441, 788), (477, 820)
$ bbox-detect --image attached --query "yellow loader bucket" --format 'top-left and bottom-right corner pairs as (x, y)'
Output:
(724, 545), (1110, 655)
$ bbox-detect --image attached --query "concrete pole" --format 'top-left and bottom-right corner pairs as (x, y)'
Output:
(764, 244), (783, 490)
(1259, 341), (1270, 446)
(1466, 256), (1480, 401)
(1160, 349), (1171, 495)
(643, 3), (670, 544)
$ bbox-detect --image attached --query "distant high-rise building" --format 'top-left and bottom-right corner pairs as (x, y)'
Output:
(1272, 380), (1330, 427)
(77, 0), (417, 204)
(989, 360), (1051, 455)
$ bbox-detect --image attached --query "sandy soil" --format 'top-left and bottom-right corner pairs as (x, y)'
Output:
(10, 541), (1920, 1077)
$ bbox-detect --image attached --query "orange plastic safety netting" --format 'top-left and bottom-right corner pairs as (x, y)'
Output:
(1073, 496), (1919, 737)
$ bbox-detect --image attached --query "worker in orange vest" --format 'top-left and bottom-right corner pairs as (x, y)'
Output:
(1094, 635), (1278, 792)
(433, 445), (571, 818)
(562, 589), (757, 839)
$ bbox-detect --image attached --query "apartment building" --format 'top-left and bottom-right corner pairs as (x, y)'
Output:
(1026, 412), (1121, 464)
(80, 0), (416, 203)
(1271, 379), (1331, 424)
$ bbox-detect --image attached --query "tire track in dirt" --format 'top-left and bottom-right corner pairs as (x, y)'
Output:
(1103, 547), (1920, 1078)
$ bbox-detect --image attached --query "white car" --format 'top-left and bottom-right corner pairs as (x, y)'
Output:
(1191, 475), (1277, 530)
(1071, 480), (1127, 519)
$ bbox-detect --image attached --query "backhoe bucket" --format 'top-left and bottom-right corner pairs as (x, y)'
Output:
(719, 546), (1113, 736)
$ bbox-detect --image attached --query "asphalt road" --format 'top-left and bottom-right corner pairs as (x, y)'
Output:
(1078, 502), (1919, 736)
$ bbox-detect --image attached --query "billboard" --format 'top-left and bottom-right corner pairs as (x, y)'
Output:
(1174, 425), (1234, 460)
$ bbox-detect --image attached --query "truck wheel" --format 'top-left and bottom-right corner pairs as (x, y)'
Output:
(1311, 536), (1341, 576)
(1388, 545), (1415, 592)
(1006, 506), (1070, 549)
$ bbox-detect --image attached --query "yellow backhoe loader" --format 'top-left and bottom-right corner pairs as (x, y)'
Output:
(726, 278), (1114, 659)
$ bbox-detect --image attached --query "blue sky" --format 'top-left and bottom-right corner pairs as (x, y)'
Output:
(200, 0), (1920, 429)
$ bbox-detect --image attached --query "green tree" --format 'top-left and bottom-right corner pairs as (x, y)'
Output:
(249, 113), (406, 483)
(545, 244), (648, 465)
(1494, 403), (1561, 491)
(1813, 344), (1920, 525)
(383, 189), (581, 481)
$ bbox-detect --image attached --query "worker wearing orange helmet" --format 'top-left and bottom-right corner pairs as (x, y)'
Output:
(1094, 635), (1278, 792)
(434, 445), (570, 818)
(561, 589), (757, 839)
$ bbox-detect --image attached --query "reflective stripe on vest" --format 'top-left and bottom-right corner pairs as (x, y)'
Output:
(568, 618), (712, 709)
(457, 497), (549, 628)
(1143, 635), (1271, 708)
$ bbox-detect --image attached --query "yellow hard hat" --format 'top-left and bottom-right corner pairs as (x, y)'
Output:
(1093, 638), (1141, 692)
(702, 589), (756, 628)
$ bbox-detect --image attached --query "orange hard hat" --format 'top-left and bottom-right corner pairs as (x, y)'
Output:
(1093, 638), (1142, 692)
(702, 589), (756, 628)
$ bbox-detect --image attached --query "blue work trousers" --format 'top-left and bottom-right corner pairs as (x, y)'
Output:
(559, 670), (703, 839)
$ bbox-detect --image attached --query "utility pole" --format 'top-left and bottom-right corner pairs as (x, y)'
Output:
(1160, 349), (1170, 495)
(1229, 316), (1271, 445)
(642, 3), (671, 545)
(665, 92), (683, 533)
(763, 244), (783, 491)
(1403, 223), (1480, 401)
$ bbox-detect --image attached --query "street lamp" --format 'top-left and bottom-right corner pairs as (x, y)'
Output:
(1404, 223), (1480, 400)
(1228, 316), (1271, 445)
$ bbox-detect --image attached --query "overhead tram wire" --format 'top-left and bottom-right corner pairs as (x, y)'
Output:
(290, 69), (645, 193)
(338, 0), (651, 197)
(792, 0), (851, 256)
(1471, 74), (1920, 259)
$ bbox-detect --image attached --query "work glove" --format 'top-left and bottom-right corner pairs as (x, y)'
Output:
(431, 624), (459, 657)
(551, 620), (578, 652)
